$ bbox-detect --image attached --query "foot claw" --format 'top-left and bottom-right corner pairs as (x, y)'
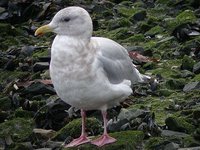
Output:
(91, 134), (116, 147)
(64, 135), (91, 147)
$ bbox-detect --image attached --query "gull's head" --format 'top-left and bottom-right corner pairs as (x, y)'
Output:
(35, 6), (93, 39)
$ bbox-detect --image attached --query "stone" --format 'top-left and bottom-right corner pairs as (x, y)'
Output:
(161, 130), (189, 138)
(178, 147), (200, 150)
(0, 118), (33, 142)
(0, 110), (8, 123)
(193, 110), (200, 120)
(33, 128), (56, 140)
(33, 62), (49, 72)
(181, 55), (195, 71)
(165, 117), (195, 134)
(132, 10), (147, 21)
(180, 70), (194, 78)
(164, 142), (180, 150)
(118, 108), (148, 121)
(193, 61), (200, 74)
(183, 82), (200, 92)
(23, 81), (55, 95)
(53, 118), (101, 141)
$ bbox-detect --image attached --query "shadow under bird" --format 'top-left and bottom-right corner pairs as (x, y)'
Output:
(35, 6), (151, 147)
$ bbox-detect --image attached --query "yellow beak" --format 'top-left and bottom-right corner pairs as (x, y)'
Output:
(34, 25), (53, 36)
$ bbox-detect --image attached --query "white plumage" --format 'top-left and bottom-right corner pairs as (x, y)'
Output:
(35, 6), (149, 147)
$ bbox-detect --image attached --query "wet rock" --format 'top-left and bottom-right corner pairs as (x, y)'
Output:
(33, 128), (56, 140)
(4, 58), (18, 71)
(131, 10), (147, 21)
(165, 116), (195, 133)
(35, 98), (70, 130)
(45, 140), (62, 149)
(23, 81), (55, 95)
(193, 61), (200, 74)
(161, 130), (189, 138)
(53, 117), (101, 141)
(107, 118), (129, 132)
(164, 142), (180, 150)
(33, 62), (49, 72)
(183, 82), (200, 92)
(180, 70), (194, 78)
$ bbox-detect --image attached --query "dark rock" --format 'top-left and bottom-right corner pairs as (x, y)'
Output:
(193, 61), (200, 74)
(180, 70), (194, 78)
(23, 81), (55, 95)
(34, 98), (70, 131)
(33, 62), (49, 72)
(183, 82), (200, 92)
(161, 130), (189, 138)
(4, 58), (18, 71)
(193, 110), (200, 120)
(33, 128), (56, 140)
(132, 10), (147, 21)
(165, 117), (195, 133)
(107, 118), (129, 132)
(164, 142), (180, 150)
(0, 110), (8, 123)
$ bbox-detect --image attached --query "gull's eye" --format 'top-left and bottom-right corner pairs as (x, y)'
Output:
(62, 17), (70, 22)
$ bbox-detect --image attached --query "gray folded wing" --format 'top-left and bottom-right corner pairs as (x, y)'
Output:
(94, 37), (144, 85)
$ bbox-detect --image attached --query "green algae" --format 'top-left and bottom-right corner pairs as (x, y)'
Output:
(166, 10), (197, 32)
(0, 71), (29, 83)
(0, 118), (34, 142)
(53, 117), (101, 141)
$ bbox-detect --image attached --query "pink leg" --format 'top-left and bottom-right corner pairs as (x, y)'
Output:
(91, 110), (116, 147)
(65, 109), (91, 147)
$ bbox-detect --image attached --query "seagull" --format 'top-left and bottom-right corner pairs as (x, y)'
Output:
(35, 6), (150, 147)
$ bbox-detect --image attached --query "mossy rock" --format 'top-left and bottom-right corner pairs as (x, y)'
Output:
(0, 118), (34, 142)
(145, 25), (165, 36)
(165, 116), (195, 134)
(166, 10), (197, 32)
(63, 130), (144, 150)
(14, 108), (34, 118)
(181, 55), (195, 71)
(0, 96), (11, 111)
(158, 89), (174, 97)
(53, 117), (102, 141)
(0, 71), (29, 83)
(165, 78), (186, 90)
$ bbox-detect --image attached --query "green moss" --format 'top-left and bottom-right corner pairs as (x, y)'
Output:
(181, 55), (195, 71)
(53, 117), (101, 141)
(127, 34), (145, 43)
(130, 97), (173, 125)
(165, 78), (186, 90)
(0, 96), (11, 111)
(145, 25), (164, 35)
(0, 71), (29, 83)
(166, 10), (197, 32)
(32, 49), (49, 58)
(64, 130), (144, 150)
(158, 89), (174, 97)
(165, 116), (195, 134)
(14, 108), (34, 118)
(183, 135), (200, 147)
(0, 118), (34, 142)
